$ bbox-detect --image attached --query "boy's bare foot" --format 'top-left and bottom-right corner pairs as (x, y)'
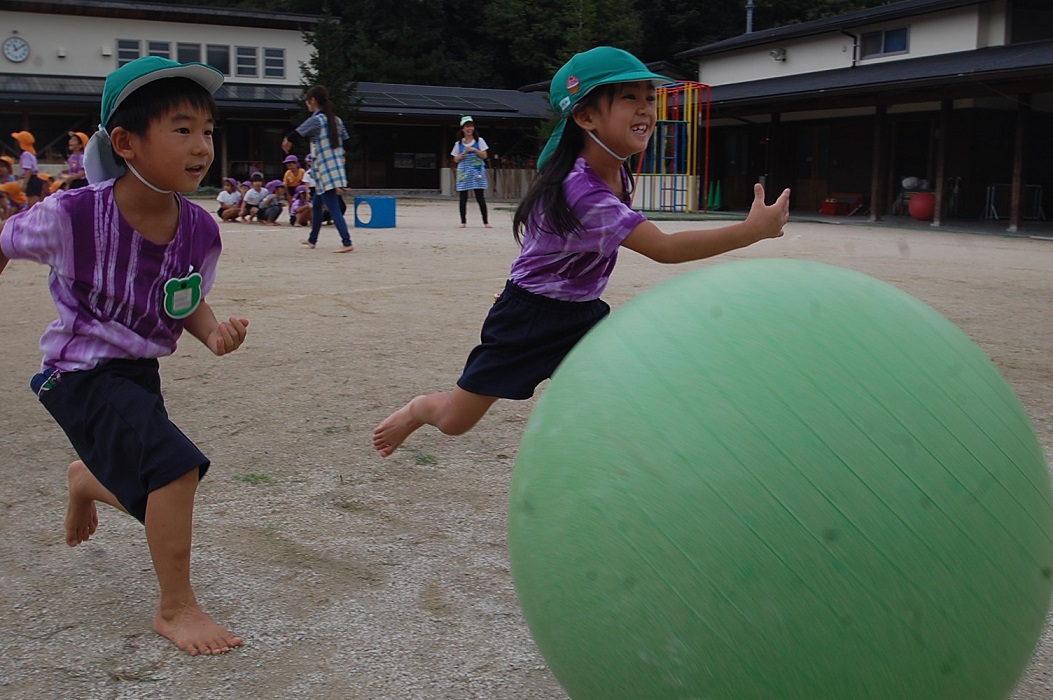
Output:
(154, 601), (243, 656)
(299, 240), (315, 248)
(65, 461), (99, 546)
(373, 403), (423, 457)
(333, 245), (355, 254)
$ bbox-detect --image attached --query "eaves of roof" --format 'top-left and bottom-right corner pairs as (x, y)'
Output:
(0, 76), (555, 122)
(4, 0), (320, 30)
(354, 82), (552, 122)
(707, 39), (1053, 111)
(677, 0), (985, 59)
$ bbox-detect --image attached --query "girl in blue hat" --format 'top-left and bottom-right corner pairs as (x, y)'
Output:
(374, 47), (790, 458)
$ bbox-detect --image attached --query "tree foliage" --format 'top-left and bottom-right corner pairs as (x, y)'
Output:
(298, 9), (355, 119)
(150, 0), (893, 88)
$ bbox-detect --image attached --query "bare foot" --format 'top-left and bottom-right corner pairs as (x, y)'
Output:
(373, 402), (423, 457)
(459, 223), (467, 228)
(484, 223), (493, 229)
(333, 245), (355, 254)
(65, 461), (99, 546)
(299, 240), (316, 248)
(154, 601), (243, 656)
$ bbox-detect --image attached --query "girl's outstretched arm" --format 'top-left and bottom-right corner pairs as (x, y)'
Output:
(621, 183), (790, 264)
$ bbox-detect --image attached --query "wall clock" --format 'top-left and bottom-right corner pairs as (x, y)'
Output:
(3, 36), (30, 63)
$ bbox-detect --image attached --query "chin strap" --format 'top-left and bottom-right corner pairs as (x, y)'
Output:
(126, 161), (174, 195)
(586, 130), (629, 162)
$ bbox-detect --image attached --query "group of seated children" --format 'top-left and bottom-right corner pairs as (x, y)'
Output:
(215, 153), (314, 226)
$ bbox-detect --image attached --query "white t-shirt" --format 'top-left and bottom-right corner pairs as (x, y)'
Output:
(450, 137), (489, 157)
(216, 190), (241, 207)
(243, 187), (267, 206)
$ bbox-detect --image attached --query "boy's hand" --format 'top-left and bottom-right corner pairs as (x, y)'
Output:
(747, 183), (791, 240)
(207, 317), (249, 356)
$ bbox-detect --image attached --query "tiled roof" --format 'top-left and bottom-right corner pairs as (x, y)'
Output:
(677, 0), (986, 59)
(705, 40), (1053, 109)
(0, 75), (554, 122)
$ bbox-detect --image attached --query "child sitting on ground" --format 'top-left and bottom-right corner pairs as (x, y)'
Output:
(290, 184), (311, 226)
(238, 172), (266, 221)
(257, 181), (286, 225)
(216, 177), (242, 221)
(282, 154), (305, 201)
(0, 55), (248, 656)
(0, 181), (27, 219)
(0, 155), (15, 183)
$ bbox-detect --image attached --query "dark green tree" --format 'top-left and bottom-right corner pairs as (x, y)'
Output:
(484, 0), (642, 88)
(298, 8), (356, 121)
(143, 0), (895, 88)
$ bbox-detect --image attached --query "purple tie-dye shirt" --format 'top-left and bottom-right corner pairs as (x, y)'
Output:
(0, 180), (221, 372)
(509, 157), (646, 301)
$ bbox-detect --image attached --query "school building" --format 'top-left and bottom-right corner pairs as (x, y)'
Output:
(0, 0), (551, 193)
(676, 0), (1053, 230)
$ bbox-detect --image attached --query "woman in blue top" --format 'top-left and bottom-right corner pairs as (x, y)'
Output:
(282, 85), (354, 253)
(451, 116), (491, 229)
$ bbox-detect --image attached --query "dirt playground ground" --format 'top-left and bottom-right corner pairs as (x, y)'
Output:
(1, 198), (1051, 699)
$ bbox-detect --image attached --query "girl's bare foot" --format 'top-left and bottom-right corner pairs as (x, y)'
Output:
(484, 223), (492, 229)
(333, 245), (355, 253)
(65, 461), (99, 546)
(373, 403), (423, 457)
(154, 601), (243, 656)
(459, 223), (467, 228)
(299, 240), (316, 248)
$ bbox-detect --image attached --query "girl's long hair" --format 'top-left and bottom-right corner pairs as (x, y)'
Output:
(306, 85), (340, 150)
(512, 85), (633, 245)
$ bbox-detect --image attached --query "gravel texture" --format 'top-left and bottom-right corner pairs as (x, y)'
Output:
(1, 199), (1050, 699)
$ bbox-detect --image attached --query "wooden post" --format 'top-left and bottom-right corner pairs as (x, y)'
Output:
(932, 100), (951, 227)
(870, 105), (886, 221)
(768, 112), (780, 201)
(1008, 93), (1031, 233)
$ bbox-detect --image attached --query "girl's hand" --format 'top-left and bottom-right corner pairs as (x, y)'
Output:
(207, 317), (249, 356)
(746, 183), (791, 240)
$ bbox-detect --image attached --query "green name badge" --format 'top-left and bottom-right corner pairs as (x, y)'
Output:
(163, 271), (203, 319)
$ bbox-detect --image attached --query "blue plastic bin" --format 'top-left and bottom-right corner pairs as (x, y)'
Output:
(354, 196), (396, 228)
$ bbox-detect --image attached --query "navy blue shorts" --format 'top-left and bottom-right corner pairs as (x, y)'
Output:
(32, 358), (209, 523)
(457, 280), (610, 400)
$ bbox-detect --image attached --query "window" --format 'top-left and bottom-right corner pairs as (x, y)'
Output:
(206, 44), (230, 75)
(147, 41), (170, 59)
(116, 39), (140, 66)
(263, 48), (285, 79)
(177, 43), (201, 64)
(861, 27), (909, 59)
(236, 46), (258, 77)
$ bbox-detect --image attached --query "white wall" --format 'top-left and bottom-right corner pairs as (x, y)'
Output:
(0, 10), (310, 82)
(697, 5), (995, 87)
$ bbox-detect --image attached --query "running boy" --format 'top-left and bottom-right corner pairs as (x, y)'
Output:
(374, 47), (790, 457)
(0, 56), (248, 655)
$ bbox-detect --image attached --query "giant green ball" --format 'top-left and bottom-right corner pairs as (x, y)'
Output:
(508, 259), (1053, 699)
